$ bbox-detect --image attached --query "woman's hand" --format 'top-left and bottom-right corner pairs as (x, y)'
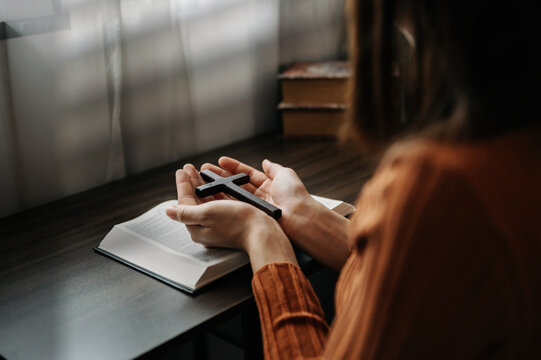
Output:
(174, 163), (231, 205)
(200, 157), (315, 238)
(201, 157), (351, 271)
(166, 165), (297, 271)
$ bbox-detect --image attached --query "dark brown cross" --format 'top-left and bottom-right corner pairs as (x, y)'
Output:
(195, 169), (282, 219)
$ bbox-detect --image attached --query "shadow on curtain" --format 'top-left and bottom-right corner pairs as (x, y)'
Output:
(0, 0), (345, 217)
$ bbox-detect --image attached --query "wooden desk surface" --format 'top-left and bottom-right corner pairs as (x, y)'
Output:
(0, 134), (372, 360)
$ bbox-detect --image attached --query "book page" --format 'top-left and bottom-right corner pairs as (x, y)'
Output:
(312, 194), (356, 217)
(116, 195), (353, 265)
(311, 194), (342, 209)
(121, 202), (235, 264)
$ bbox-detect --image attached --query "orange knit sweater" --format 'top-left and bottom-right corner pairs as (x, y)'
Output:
(252, 129), (541, 359)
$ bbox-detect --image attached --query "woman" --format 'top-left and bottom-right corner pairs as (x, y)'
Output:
(167, 0), (541, 358)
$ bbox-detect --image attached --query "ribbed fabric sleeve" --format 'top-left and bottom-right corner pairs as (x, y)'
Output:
(252, 262), (329, 360)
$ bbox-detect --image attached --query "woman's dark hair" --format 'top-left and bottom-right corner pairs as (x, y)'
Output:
(344, 0), (541, 148)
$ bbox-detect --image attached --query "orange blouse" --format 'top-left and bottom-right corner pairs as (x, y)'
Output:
(252, 129), (541, 359)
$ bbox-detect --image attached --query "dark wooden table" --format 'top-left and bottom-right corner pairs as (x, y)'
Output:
(0, 134), (372, 360)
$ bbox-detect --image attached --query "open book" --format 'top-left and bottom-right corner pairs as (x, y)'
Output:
(95, 196), (355, 293)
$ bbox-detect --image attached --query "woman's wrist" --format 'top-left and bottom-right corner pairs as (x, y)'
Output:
(280, 195), (316, 240)
(281, 196), (351, 271)
(244, 214), (298, 272)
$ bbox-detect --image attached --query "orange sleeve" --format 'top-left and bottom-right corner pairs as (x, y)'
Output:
(252, 262), (329, 360)
(324, 153), (522, 359)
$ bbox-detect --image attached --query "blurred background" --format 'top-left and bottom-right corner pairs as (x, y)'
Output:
(0, 0), (346, 217)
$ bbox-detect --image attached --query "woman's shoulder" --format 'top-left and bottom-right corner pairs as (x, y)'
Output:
(379, 137), (479, 176)
(350, 128), (541, 245)
(349, 139), (472, 245)
(360, 138), (476, 206)
(380, 127), (541, 180)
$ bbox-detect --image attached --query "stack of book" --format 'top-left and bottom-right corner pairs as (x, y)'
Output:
(278, 61), (350, 138)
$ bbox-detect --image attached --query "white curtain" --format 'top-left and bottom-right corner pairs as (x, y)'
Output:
(0, 0), (344, 217)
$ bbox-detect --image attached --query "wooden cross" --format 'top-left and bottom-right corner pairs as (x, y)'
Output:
(195, 169), (282, 219)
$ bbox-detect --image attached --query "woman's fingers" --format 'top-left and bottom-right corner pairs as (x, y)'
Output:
(178, 158), (275, 205)
(218, 156), (269, 188)
(166, 203), (209, 226)
(176, 170), (198, 205)
(183, 163), (227, 202)
(200, 163), (231, 177)
(183, 163), (203, 188)
(166, 200), (240, 226)
(262, 159), (285, 180)
(202, 160), (259, 194)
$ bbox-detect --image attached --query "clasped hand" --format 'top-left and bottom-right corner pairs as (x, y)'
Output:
(165, 157), (311, 271)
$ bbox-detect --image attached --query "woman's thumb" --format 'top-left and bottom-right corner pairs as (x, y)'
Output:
(166, 204), (206, 225)
(262, 159), (284, 179)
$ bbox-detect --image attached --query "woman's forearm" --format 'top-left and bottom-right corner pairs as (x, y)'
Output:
(245, 220), (298, 273)
(284, 198), (351, 272)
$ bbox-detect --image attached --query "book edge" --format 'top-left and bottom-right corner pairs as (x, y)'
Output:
(278, 103), (346, 111)
(278, 62), (351, 80)
(278, 74), (350, 80)
(194, 255), (249, 289)
(94, 247), (197, 294)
